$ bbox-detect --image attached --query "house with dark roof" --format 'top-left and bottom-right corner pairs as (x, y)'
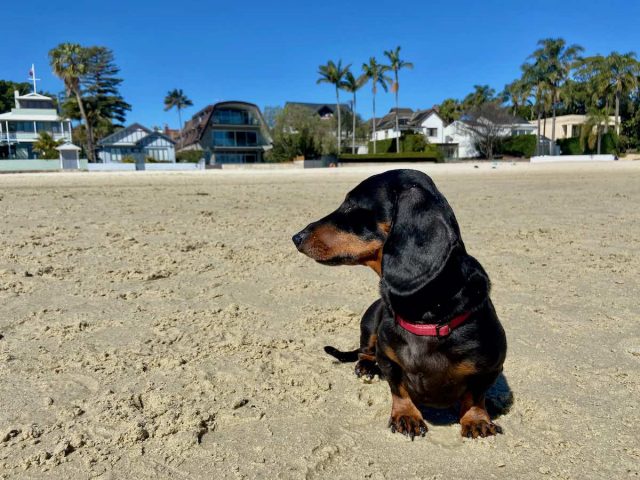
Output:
(372, 108), (447, 144)
(179, 101), (272, 164)
(285, 102), (351, 120)
(97, 123), (176, 163)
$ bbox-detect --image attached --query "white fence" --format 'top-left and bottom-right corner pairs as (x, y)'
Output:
(87, 162), (204, 172)
(531, 154), (616, 163)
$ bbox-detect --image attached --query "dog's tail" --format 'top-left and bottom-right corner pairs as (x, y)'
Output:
(324, 346), (359, 363)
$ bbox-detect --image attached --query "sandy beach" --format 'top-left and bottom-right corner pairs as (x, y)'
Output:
(0, 161), (638, 479)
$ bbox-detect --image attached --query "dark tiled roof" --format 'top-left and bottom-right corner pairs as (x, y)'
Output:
(98, 123), (176, 146)
(285, 102), (352, 115)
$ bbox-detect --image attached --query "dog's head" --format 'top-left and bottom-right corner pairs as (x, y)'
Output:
(292, 169), (463, 292)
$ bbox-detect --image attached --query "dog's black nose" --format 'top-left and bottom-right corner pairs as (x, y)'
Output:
(292, 232), (305, 248)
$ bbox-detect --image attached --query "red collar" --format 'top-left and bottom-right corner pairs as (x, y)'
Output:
(395, 311), (472, 337)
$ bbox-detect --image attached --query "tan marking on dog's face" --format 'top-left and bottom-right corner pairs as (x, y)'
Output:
(299, 223), (389, 271)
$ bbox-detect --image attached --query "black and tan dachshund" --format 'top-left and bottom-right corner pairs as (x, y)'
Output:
(292, 169), (507, 440)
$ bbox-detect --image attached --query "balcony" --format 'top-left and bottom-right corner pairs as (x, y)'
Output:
(0, 132), (72, 143)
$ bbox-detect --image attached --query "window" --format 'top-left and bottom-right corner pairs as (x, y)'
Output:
(213, 131), (235, 146)
(212, 109), (258, 125)
(427, 128), (438, 137)
(562, 125), (568, 137)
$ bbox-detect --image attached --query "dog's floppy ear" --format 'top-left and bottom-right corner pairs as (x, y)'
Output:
(381, 185), (460, 295)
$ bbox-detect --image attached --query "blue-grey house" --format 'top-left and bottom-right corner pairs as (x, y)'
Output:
(97, 123), (176, 163)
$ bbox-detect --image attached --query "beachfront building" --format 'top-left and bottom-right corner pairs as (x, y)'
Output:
(444, 115), (536, 158)
(97, 123), (176, 163)
(0, 90), (72, 159)
(179, 101), (272, 164)
(530, 114), (617, 140)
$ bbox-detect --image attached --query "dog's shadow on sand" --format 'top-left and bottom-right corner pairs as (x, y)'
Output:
(419, 373), (514, 425)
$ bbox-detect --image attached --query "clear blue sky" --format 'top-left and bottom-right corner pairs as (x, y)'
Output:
(2, 0), (638, 128)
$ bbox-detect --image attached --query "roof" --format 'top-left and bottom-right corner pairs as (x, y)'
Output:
(15, 92), (55, 101)
(181, 101), (272, 148)
(0, 112), (64, 121)
(374, 108), (415, 131)
(285, 102), (352, 115)
(98, 123), (176, 146)
(56, 143), (81, 151)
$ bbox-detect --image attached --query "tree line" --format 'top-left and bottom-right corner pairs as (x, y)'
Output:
(437, 38), (640, 154)
(316, 46), (413, 155)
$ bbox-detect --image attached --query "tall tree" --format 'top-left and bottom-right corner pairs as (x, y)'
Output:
(576, 55), (614, 131)
(164, 89), (193, 148)
(317, 60), (350, 153)
(340, 70), (367, 154)
(384, 46), (413, 153)
(49, 43), (94, 160)
(580, 108), (609, 154)
(502, 79), (533, 118)
(462, 85), (497, 110)
(436, 98), (462, 124)
(51, 44), (130, 161)
(529, 38), (584, 147)
(361, 57), (391, 153)
(521, 60), (549, 155)
(606, 52), (640, 134)
(62, 47), (131, 148)
(0, 80), (31, 112)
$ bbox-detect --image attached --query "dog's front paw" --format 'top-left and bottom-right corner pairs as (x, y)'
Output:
(388, 414), (428, 440)
(460, 419), (503, 439)
(355, 359), (381, 381)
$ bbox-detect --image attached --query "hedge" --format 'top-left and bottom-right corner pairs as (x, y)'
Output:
(497, 135), (536, 157)
(176, 150), (203, 163)
(368, 134), (431, 154)
(339, 152), (444, 163)
(557, 132), (619, 155)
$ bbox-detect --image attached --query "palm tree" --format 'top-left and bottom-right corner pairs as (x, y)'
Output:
(580, 108), (609, 154)
(529, 38), (584, 148)
(576, 55), (614, 131)
(49, 43), (94, 161)
(384, 47), (414, 153)
(361, 57), (391, 154)
(340, 70), (367, 154)
(437, 98), (462, 124)
(317, 60), (351, 153)
(521, 61), (548, 155)
(33, 132), (64, 159)
(502, 79), (532, 118)
(606, 52), (640, 134)
(164, 89), (193, 148)
(462, 85), (497, 109)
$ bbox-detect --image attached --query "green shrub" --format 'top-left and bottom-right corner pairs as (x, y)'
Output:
(176, 150), (203, 163)
(497, 135), (536, 157)
(402, 134), (428, 153)
(599, 132), (619, 155)
(368, 138), (395, 153)
(559, 132), (619, 155)
(121, 155), (136, 163)
(145, 156), (161, 163)
(558, 137), (583, 155)
(339, 152), (442, 163)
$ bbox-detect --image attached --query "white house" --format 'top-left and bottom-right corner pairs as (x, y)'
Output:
(443, 115), (536, 158)
(97, 123), (176, 163)
(0, 90), (73, 159)
(371, 107), (447, 143)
